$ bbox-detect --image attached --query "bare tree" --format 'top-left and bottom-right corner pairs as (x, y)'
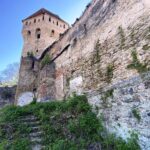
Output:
(0, 62), (19, 86)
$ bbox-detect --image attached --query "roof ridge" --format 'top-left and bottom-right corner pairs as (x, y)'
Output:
(22, 8), (69, 25)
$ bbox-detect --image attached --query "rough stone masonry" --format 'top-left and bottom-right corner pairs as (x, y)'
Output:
(16, 0), (150, 149)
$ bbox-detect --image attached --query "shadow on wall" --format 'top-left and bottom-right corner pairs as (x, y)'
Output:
(0, 86), (16, 108)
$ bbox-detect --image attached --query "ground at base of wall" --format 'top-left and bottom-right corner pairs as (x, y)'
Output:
(0, 95), (140, 150)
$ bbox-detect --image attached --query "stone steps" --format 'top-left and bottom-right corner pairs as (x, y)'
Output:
(19, 115), (45, 150)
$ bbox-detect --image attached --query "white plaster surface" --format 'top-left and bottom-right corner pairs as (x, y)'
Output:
(17, 92), (34, 106)
(70, 76), (83, 95)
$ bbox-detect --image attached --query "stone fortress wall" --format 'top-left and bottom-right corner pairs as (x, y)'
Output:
(16, 0), (150, 149)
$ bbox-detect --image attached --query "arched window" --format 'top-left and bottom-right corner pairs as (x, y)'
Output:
(36, 28), (41, 39)
(49, 17), (51, 22)
(57, 21), (59, 26)
(34, 19), (36, 23)
(51, 30), (55, 37)
(64, 24), (65, 29)
(42, 15), (44, 21)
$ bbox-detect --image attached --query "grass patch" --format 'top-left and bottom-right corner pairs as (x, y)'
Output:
(0, 95), (140, 150)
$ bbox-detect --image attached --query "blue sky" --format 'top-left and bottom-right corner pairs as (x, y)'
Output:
(0, 0), (91, 72)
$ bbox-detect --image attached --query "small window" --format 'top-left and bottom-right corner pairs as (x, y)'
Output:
(27, 30), (31, 36)
(34, 19), (36, 23)
(37, 34), (40, 39)
(49, 17), (51, 22)
(29, 22), (31, 25)
(53, 21), (55, 24)
(64, 24), (65, 29)
(57, 21), (59, 26)
(43, 15), (44, 21)
(26, 22), (28, 25)
(36, 28), (41, 39)
(36, 49), (38, 53)
(51, 30), (55, 37)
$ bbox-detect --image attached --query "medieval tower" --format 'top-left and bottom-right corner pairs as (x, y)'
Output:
(22, 8), (69, 58)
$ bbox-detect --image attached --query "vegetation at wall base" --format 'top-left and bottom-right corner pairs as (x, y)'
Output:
(0, 95), (140, 150)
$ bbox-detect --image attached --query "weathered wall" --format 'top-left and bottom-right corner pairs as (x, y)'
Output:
(16, 0), (150, 149)
(0, 86), (16, 108)
(49, 0), (150, 149)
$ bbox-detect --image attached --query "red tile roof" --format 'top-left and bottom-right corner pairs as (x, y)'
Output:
(23, 8), (68, 24)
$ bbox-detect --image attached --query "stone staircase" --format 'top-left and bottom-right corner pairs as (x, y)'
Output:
(21, 115), (45, 150)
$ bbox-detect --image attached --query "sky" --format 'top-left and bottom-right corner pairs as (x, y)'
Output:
(0, 0), (91, 72)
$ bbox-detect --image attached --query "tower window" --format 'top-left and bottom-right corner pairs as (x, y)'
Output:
(57, 21), (59, 26)
(51, 30), (55, 37)
(34, 19), (36, 23)
(27, 30), (31, 36)
(36, 28), (41, 39)
(49, 17), (51, 22)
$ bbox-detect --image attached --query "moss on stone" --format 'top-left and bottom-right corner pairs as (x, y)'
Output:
(41, 54), (52, 69)
(142, 44), (150, 50)
(127, 50), (149, 73)
(132, 108), (141, 122)
(118, 26), (126, 49)
(106, 64), (114, 83)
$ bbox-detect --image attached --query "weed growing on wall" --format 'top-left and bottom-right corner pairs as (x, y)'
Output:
(106, 64), (114, 83)
(118, 26), (126, 49)
(132, 108), (141, 122)
(127, 50), (149, 73)
(92, 40), (101, 64)
(41, 54), (51, 69)
(101, 89), (114, 108)
(27, 51), (34, 57)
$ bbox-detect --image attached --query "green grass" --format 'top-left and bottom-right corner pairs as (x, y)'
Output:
(0, 95), (140, 150)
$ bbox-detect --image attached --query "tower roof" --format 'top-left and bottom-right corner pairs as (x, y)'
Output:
(23, 8), (68, 24)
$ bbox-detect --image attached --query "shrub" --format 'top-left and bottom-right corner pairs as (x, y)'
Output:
(27, 51), (34, 57)
(41, 54), (51, 69)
